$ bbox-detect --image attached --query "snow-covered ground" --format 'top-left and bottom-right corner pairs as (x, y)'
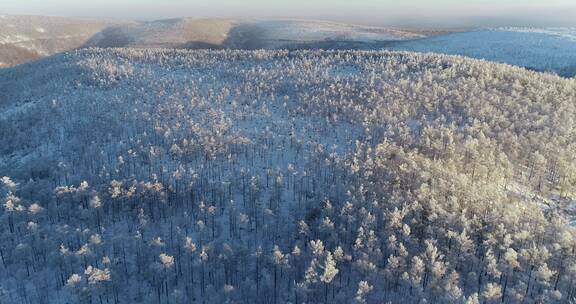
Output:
(388, 28), (576, 77)
(501, 27), (576, 41)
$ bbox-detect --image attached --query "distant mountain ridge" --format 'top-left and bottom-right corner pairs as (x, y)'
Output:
(0, 16), (422, 67)
(2, 16), (575, 77)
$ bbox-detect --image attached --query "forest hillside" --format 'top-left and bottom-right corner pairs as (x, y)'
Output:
(0, 49), (575, 303)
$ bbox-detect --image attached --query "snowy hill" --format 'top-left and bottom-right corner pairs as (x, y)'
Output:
(83, 18), (236, 49)
(1, 49), (575, 303)
(0, 15), (114, 67)
(388, 28), (576, 77)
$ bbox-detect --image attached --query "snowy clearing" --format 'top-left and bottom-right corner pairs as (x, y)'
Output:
(388, 29), (576, 77)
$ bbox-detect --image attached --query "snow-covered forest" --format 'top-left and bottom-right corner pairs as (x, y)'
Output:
(0, 48), (575, 303)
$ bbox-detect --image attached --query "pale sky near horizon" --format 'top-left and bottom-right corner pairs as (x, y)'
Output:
(1, 0), (575, 26)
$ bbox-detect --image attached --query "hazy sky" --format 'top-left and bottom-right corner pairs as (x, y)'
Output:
(1, 0), (575, 26)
